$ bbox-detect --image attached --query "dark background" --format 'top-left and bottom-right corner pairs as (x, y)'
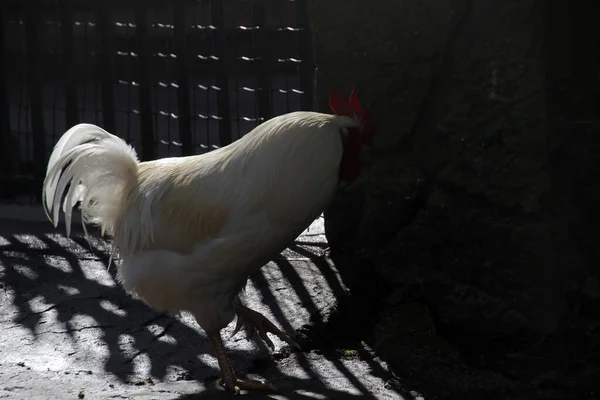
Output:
(311, 0), (600, 398)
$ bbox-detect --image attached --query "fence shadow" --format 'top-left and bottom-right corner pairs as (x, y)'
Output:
(0, 218), (404, 399)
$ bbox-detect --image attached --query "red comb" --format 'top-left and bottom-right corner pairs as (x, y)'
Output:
(329, 89), (349, 116)
(329, 88), (362, 116)
(348, 87), (362, 114)
(329, 86), (364, 116)
(329, 86), (375, 145)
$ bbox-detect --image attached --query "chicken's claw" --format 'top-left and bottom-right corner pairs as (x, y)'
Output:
(210, 330), (274, 394)
(218, 376), (275, 393)
(230, 305), (300, 350)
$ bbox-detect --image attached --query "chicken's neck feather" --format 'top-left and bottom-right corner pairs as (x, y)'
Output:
(114, 112), (352, 256)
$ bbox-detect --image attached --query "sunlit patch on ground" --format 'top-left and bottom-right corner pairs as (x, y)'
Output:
(0, 217), (408, 399)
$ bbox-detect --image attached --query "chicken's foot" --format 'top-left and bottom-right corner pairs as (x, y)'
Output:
(230, 305), (300, 350)
(209, 331), (273, 393)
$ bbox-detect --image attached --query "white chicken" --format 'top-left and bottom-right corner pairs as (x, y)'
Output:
(42, 88), (375, 393)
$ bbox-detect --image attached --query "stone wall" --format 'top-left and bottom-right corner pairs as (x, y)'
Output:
(310, 0), (600, 397)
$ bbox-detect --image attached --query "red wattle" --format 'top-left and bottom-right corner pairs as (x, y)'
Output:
(339, 133), (362, 182)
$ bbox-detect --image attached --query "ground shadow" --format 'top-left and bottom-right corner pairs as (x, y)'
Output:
(0, 218), (405, 398)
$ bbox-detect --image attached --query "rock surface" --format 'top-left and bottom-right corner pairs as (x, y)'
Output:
(310, 0), (600, 398)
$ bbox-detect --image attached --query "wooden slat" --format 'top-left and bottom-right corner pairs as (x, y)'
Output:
(173, 1), (193, 156)
(135, 0), (155, 160)
(60, 0), (79, 127)
(296, 0), (315, 111)
(211, 0), (232, 147)
(252, 0), (271, 122)
(0, 14), (14, 198)
(96, 0), (116, 133)
(25, 6), (46, 195)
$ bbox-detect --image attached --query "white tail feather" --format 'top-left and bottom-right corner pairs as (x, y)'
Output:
(43, 123), (139, 241)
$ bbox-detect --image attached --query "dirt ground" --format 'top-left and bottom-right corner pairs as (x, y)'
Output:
(0, 214), (409, 399)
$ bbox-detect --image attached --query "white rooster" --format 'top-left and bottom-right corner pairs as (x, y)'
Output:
(42, 88), (375, 393)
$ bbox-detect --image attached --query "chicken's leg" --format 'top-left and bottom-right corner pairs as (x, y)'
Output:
(230, 305), (299, 350)
(208, 331), (273, 393)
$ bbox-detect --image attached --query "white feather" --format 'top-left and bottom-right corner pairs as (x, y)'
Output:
(43, 112), (361, 334)
(42, 123), (139, 242)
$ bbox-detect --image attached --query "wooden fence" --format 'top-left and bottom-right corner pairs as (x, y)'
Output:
(0, 0), (314, 201)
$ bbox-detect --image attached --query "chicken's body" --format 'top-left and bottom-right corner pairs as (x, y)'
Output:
(115, 112), (348, 332)
(43, 104), (372, 392)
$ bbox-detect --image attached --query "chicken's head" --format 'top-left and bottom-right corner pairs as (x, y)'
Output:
(329, 87), (375, 147)
(329, 87), (375, 182)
